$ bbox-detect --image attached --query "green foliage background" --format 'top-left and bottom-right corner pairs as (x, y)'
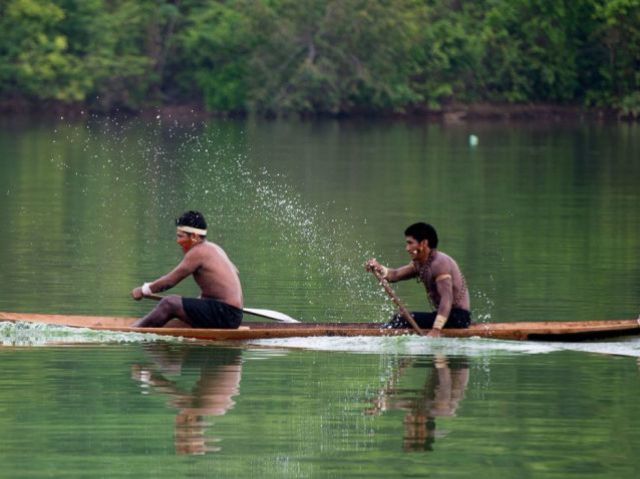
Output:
(1, 0), (639, 115)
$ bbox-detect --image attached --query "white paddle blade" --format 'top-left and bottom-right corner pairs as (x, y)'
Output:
(243, 308), (300, 323)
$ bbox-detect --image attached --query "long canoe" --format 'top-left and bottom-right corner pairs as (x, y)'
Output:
(1, 311), (640, 341)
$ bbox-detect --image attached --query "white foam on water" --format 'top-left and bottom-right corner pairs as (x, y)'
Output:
(249, 335), (640, 358)
(249, 335), (555, 356)
(545, 338), (640, 358)
(0, 321), (184, 347)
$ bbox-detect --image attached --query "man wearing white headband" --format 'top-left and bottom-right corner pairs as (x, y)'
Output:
(131, 211), (243, 328)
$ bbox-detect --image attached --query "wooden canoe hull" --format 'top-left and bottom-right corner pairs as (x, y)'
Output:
(1, 311), (639, 341)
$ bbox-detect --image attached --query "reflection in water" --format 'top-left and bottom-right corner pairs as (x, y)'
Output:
(366, 355), (469, 452)
(131, 344), (243, 455)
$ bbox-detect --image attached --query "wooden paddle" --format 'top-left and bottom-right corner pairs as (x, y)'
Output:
(369, 269), (426, 336)
(144, 294), (300, 323)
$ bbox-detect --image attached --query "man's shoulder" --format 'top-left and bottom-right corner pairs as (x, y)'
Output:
(436, 250), (458, 261)
(198, 241), (222, 254)
(183, 242), (216, 259)
(199, 241), (230, 262)
(433, 251), (459, 270)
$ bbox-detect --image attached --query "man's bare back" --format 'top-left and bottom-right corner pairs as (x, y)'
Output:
(149, 241), (243, 309)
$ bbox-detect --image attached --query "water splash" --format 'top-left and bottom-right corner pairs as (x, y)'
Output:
(47, 117), (390, 322)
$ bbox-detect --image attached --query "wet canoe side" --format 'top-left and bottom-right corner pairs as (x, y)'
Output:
(1, 312), (639, 341)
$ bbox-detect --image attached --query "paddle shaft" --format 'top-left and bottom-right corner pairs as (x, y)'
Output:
(370, 269), (426, 336)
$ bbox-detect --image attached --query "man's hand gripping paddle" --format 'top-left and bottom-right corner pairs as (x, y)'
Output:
(367, 267), (425, 336)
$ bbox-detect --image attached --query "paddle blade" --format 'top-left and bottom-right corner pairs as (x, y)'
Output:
(243, 308), (300, 323)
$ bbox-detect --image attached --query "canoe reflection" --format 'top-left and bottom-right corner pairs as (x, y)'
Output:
(366, 355), (469, 452)
(131, 344), (243, 455)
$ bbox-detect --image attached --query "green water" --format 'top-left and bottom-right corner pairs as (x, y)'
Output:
(0, 116), (639, 477)
(1, 344), (640, 478)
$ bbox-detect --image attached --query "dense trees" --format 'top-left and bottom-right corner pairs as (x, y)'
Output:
(0, 0), (638, 116)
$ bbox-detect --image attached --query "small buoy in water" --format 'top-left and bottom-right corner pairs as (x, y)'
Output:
(469, 134), (479, 147)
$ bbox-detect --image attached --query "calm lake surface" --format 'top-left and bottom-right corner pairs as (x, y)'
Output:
(0, 116), (639, 477)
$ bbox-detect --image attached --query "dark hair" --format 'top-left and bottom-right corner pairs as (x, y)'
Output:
(404, 222), (438, 248)
(176, 211), (207, 232)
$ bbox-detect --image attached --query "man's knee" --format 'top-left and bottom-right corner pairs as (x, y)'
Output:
(158, 295), (181, 312)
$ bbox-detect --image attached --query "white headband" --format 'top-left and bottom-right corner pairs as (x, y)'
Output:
(177, 225), (207, 236)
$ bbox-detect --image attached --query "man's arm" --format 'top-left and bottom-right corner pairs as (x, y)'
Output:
(434, 275), (454, 319)
(427, 274), (454, 337)
(366, 259), (416, 283)
(385, 264), (417, 283)
(132, 252), (200, 299)
(149, 260), (197, 293)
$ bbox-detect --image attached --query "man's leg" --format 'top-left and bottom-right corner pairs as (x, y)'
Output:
(133, 295), (189, 327)
(384, 311), (436, 329)
(384, 310), (471, 330)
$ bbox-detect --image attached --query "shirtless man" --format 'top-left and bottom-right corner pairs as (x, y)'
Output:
(366, 222), (471, 338)
(131, 211), (243, 329)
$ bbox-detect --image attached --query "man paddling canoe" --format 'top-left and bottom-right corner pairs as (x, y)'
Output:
(366, 222), (471, 338)
(131, 211), (243, 328)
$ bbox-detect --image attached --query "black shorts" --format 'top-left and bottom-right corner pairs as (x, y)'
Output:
(386, 308), (472, 329)
(181, 297), (243, 329)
